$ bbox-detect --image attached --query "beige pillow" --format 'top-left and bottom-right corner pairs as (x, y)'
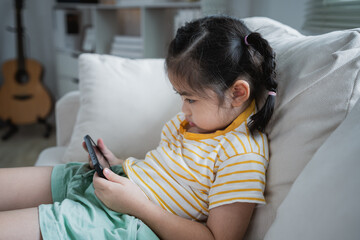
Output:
(242, 17), (360, 239)
(61, 54), (181, 163)
(264, 99), (360, 240)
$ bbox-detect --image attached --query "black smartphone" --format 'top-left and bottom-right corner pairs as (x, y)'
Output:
(84, 135), (110, 179)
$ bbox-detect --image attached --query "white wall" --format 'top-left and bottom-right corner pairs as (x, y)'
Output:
(0, 0), (308, 99)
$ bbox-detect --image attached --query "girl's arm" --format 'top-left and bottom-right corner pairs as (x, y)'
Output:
(93, 169), (255, 240)
(140, 198), (255, 240)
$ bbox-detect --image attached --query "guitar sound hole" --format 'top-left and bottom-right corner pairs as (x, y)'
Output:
(15, 70), (29, 84)
(13, 95), (33, 100)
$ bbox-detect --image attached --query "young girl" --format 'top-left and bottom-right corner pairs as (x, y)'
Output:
(0, 16), (277, 239)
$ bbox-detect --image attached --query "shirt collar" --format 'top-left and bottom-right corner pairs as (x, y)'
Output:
(180, 100), (255, 140)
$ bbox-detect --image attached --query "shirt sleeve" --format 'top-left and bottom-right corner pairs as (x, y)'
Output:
(208, 152), (268, 210)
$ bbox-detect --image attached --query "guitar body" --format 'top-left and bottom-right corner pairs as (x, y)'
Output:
(0, 58), (52, 125)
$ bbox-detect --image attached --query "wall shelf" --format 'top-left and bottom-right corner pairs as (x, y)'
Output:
(53, 1), (202, 97)
(55, 1), (201, 10)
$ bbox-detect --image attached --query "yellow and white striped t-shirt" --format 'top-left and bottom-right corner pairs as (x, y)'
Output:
(124, 101), (269, 222)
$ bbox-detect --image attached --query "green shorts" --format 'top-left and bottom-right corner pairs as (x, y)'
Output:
(38, 162), (158, 240)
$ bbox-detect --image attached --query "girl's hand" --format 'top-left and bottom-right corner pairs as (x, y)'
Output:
(93, 168), (150, 216)
(82, 138), (124, 168)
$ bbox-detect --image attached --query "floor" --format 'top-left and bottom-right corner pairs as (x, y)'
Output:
(0, 123), (56, 168)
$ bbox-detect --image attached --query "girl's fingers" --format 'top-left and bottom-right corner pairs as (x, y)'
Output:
(82, 141), (88, 152)
(97, 138), (108, 153)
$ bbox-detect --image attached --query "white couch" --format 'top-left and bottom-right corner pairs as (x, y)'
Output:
(36, 17), (360, 239)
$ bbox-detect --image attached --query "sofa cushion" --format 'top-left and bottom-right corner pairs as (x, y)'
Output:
(36, 146), (68, 166)
(61, 55), (181, 163)
(264, 98), (360, 240)
(242, 17), (360, 239)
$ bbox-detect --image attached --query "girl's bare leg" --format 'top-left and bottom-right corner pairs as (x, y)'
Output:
(0, 207), (42, 240)
(0, 167), (53, 211)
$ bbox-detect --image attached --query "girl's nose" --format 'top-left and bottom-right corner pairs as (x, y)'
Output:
(182, 102), (190, 116)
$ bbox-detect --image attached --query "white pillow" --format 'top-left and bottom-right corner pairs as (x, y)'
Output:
(264, 98), (360, 240)
(61, 54), (181, 163)
(242, 17), (360, 239)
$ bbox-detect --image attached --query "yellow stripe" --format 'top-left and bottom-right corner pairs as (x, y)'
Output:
(216, 152), (224, 163)
(170, 148), (213, 173)
(224, 137), (239, 155)
(127, 163), (178, 215)
(162, 147), (209, 189)
(183, 146), (205, 160)
(217, 160), (266, 173)
(252, 134), (261, 154)
(248, 151), (268, 160)
(170, 168), (201, 184)
(171, 119), (177, 129)
(176, 114), (183, 123)
(219, 169), (265, 178)
(210, 197), (265, 206)
(212, 179), (265, 188)
(163, 139), (181, 150)
(164, 145), (198, 164)
(206, 156), (215, 164)
(188, 166), (212, 181)
(142, 161), (208, 213)
(123, 160), (130, 177)
(135, 164), (198, 220)
(161, 138), (171, 149)
(149, 152), (209, 212)
(198, 140), (216, 148)
(153, 193), (168, 210)
(234, 131), (263, 157)
(209, 188), (263, 198)
(165, 149), (212, 180)
(215, 151), (265, 165)
(230, 133), (247, 154)
(219, 143), (231, 159)
(193, 190), (208, 204)
(165, 123), (177, 141)
(148, 153), (178, 183)
(259, 131), (266, 158)
(184, 141), (211, 154)
(244, 120), (254, 152)
(211, 138), (221, 143)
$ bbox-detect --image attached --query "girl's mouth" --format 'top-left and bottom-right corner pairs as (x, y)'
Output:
(188, 121), (196, 127)
(186, 117), (196, 127)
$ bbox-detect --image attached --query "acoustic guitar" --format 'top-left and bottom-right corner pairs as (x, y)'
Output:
(0, 0), (52, 138)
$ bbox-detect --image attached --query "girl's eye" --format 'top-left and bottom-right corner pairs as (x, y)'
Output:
(186, 98), (196, 104)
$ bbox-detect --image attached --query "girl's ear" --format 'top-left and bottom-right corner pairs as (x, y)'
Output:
(230, 80), (250, 107)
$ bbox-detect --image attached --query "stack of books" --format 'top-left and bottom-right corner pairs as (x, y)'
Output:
(110, 35), (144, 58)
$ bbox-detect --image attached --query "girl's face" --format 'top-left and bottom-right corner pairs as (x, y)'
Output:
(169, 72), (250, 134)
(172, 84), (243, 134)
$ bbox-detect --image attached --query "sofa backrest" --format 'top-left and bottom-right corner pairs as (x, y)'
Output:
(242, 17), (360, 239)
(60, 17), (360, 239)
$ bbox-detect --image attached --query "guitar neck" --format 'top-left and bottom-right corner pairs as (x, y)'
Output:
(15, 0), (26, 71)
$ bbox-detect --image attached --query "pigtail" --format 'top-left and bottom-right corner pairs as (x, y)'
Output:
(245, 33), (278, 133)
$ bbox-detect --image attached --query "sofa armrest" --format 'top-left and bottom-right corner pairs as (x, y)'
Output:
(56, 91), (80, 146)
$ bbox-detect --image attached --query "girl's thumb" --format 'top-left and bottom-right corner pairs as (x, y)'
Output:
(103, 168), (122, 183)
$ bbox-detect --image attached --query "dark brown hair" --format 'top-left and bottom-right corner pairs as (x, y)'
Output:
(166, 16), (277, 132)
